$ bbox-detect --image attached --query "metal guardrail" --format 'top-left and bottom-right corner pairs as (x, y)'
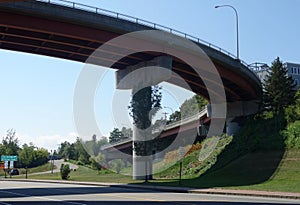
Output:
(163, 107), (207, 131)
(101, 107), (208, 150)
(36, 0), (251, 70)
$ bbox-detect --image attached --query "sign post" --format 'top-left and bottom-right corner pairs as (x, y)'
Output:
(178, 147), (185, 186)
(4, 161), (8, 178)
(1, 155), (18, 178)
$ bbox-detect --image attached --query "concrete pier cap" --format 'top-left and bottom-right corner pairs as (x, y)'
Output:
(207, 100), (260, 135)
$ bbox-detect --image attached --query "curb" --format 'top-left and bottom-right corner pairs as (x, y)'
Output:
(1, 178), (300, 200)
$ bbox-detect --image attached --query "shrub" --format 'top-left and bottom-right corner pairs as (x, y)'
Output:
(76, 161), (84, 166)
(60, 164), (71, 180)
(108, 159), (125, 174)
(282, 120), (300, 149)
(185, 142), (202, 156)
(164, 145), (192, 164)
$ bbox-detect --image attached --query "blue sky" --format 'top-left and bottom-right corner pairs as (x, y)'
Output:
(1, 0), (300, 150)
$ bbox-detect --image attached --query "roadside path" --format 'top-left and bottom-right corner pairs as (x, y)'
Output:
(26, 159), (79, 176)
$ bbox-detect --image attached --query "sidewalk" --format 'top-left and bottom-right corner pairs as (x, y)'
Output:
(2, 178), (300, 200)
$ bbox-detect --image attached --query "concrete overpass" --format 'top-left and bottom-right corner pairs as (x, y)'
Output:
(0, 0), (262, 178)
(0, 0), (261, 102)
(102, 108), (210, 161)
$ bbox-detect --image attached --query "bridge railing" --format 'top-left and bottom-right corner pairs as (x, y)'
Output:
(36, 0), (250, 70)
(100, 107), (208, 150)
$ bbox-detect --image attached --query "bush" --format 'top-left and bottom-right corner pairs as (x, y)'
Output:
(76, 161), (84, 166)
(185, 143), (202, 156)
(282, 120), (300, 149)
(60, 164), (71, 180)
(164, 145), (192, 164)
(108, 159), (125, 174)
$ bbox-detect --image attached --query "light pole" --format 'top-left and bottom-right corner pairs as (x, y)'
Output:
(50, 149), (54, 174)
(163, 106), (174, 120)
(215, 5), (239, 60)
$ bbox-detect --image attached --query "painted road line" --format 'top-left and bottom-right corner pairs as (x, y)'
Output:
(96, 193), (198, 205)
(0, 190), (87, 205)
(0, 202), (12, 205)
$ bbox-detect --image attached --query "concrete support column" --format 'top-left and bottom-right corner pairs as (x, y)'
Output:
(226, 117), (240, 135)
(207, 100), (259, 136)
(116, 56), (172, 180)
(132, 105), (153, 180)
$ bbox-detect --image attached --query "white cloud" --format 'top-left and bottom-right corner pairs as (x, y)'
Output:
(16, 132), (78, 151)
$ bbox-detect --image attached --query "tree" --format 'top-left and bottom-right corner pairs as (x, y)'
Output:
(109, 128), (124, 143)
(129, 86), (162, 155)
(285, 88), (300, 123)
(2, 129), (19, 155)
(76, 140), (90, 165)
(168, 111), (181, 124)
(0, 144), (5, 156)
(167, 95), (207, 124)
(58, 141), (72, 160)
(129, 85), (162, 181)
(90, 153), (106, 173)
(31, 148), (49, 168)
(120, 127), (132, 139)
(180, 95), (207, 118)
(18, 144), (34, 179)
(263, 57), (295, 114)
(109, 159), (125, 174)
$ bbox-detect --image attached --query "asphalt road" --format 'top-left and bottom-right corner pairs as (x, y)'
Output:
(0, 181), (299, 205)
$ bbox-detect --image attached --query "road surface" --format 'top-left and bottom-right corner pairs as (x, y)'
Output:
(27, 160), (79, 176)
(0, 181), (299, 205)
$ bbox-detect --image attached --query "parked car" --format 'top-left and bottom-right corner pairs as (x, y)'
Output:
(10, 168), (19, 175)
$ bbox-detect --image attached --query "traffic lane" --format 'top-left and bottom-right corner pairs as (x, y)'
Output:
(0, 181), (300, 205)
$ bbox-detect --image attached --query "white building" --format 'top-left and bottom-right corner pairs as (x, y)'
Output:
(284, 62), (300, 90)
(252, 62), (300, 90)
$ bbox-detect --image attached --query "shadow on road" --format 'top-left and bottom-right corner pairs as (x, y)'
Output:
(0, 200), (298, 205)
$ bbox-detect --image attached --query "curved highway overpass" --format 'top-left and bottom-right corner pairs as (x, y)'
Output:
(0, 0), (262, 102)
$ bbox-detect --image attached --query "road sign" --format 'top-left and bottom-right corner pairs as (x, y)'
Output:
(4, 161), (8, 169)
(1, 155), (18, 161)
(9, 161), (14, 169)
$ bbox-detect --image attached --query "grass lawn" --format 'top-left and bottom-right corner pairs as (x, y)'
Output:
(25, 150), (300, 193)
(2, 162), (56, 178)
(147, 150), (300, 193)
(29, 165), (143, 184)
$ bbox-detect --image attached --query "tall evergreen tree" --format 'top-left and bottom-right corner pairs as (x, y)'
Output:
(263, 57), (295, 114)
(129, 86), (162, 156)
(129, 85), (162, 181)
(109, 128), (124, 143)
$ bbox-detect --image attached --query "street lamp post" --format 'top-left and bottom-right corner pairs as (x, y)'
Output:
(215, 5), (239, 60)
(163, 106), (174, 121)
(50, 150), (54, 174)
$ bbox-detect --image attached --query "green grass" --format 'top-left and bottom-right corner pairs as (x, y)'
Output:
(19, 150), (300, 193)
(1, 162), (56, 178)
(195, 149), (300, 193)
(29, 165), (143, 184)
(29, 162), (57, 173)
(12, 114), (300, 193)
(122, 149), (299, 193)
